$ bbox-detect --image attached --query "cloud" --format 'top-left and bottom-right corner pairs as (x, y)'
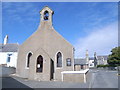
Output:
(75, 2), (118, 35)
(2, 2), (39, 23)
(74, 21), (118, 58)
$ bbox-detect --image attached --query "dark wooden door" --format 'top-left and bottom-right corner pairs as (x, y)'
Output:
(50, 59), (54, 80)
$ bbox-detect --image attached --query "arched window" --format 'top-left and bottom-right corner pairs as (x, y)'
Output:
(44, 10), (49, 20)
(57, 52), (62, 67)
(27, 52), (32, 68)
(36, 55), (43, 73)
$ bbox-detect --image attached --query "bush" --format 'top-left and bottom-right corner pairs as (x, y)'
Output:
(97, 64), (110, 68)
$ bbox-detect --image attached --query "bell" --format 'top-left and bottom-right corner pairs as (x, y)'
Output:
(44, 16), (48, 20)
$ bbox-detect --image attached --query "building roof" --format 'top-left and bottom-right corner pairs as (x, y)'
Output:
(40, 6), (54, 14)
(0, 43), (19, 52)
(97, 55), (108, 60)
(74, 58), (87, 65)
(89, 57), (94, 60)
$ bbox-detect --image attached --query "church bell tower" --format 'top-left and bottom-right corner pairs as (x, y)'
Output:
(40, 6), (54, 26)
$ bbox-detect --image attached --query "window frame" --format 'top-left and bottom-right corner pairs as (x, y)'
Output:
(66, 58), (71, 66)
(7, 54), (12, 63)
(56, 51), (63, 69)
(7, 56), (11, 62)
(36, 55), (43, 73)
(26, 52), (33, 69)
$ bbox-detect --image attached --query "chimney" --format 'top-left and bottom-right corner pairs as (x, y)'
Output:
(4, 35), (8, 45)
(94, 52), (98, 67)
(86, 50), (88, 56)
(86, 50), (89, 64)
(94, 52), (97, 58)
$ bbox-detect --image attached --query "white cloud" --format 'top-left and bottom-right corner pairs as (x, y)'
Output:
(74, 21), (118, 58)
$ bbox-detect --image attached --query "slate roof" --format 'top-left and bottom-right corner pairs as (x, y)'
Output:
(0, 43), (19, 52)
(89, 57), (94, 60)
(74, 58), (87, 65)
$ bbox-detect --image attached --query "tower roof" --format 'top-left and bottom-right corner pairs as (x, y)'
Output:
(40, 6), (54, 14)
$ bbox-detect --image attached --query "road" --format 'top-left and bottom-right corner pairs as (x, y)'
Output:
(0, 68), (119, 89)
(89, 69), (118, 88)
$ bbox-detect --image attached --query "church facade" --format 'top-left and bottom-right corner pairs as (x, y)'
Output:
(16, 6), (74, 81)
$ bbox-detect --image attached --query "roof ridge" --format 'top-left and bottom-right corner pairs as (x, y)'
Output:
(0, 43), (19, 45)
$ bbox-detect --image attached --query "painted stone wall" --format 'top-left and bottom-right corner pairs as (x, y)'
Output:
(16, 6), (74, 81)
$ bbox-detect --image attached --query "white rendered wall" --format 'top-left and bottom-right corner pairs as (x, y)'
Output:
(0, 53), (7, 64)
(89, 60), (94, 67)
(0, 52), (18, 68)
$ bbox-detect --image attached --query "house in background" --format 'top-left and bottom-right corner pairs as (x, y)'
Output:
(97, 55), (108, 65)
(74, 58), (88, 71)
(93, 52), (108, 66)
(88, 52), (108, 68)
(88, 52), (97, 68)
(88, 57), (94, 68)
(74, 50), (89, 71)
(0, 35), (19, 68)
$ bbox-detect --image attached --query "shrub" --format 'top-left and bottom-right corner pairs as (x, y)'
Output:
(97, 64), (110, 68)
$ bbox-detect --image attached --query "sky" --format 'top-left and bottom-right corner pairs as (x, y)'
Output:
(2, 2), (118, 58)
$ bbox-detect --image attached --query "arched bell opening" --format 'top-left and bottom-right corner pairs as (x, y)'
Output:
(44, 10), (49, 20)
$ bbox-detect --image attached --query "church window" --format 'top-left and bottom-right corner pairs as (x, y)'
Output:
(66, 58), (71, 66)
(57, 52), (62, 67)
(36, 55), (43, 73)
(44, 11), (49, 20)
(27, 52), (32, 68)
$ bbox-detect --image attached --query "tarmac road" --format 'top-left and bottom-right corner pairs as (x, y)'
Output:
(89, 69), (118, 88)
(0, 68), (119, 89)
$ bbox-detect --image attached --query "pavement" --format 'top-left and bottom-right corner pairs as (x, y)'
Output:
(0, 67), (119, 89)
(2, 75), (89, 88)
(89, 69), (118, 88)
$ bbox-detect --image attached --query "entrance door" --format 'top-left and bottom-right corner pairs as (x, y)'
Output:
(50, 59), (54, 80)
(81, 65), (84, 69)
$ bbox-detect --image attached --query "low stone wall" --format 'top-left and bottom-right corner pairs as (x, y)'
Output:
(61, 69), (89, 83)
(0, 66), (16, 77)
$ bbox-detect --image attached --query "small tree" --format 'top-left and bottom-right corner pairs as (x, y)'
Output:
(108, 46), (120, 67)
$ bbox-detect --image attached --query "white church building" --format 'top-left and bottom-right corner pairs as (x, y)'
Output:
(0, 35), (19, 68)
